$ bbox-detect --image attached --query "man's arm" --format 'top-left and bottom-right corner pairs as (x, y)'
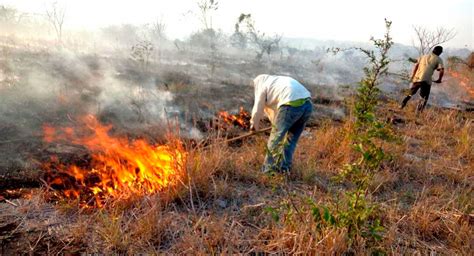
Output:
(433, 68), (444, 83)
(250, 84), (266, 131)
(433, 59), (445, 84)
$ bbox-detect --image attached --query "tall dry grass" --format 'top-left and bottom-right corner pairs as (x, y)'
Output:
(1, 101), (473, 254)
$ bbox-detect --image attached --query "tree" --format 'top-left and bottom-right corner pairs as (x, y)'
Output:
(0, 5), (18, 24)
(130, 40), (154, 72)
(150, 17), (166, 43)
(0, 5), (29, 32)
(190, 0), (221, 75)
(188, 28), (222, 50)
(230, 30), (247, 49)
(412, 25), (456, 56)
(235, 14), (282, 61)
(312, 19), (394, 250)
(45, 1), (66, 43)
(196, 0), (218, 30)
(285, 46), (299, 61)
(192, 0), (220, 52)
(149, 17), (167, 62)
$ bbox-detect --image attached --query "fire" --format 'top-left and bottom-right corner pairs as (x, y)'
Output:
(449, 70), (474, 100)
(42, 115), (186, 207)
(218, 107), (251, 129)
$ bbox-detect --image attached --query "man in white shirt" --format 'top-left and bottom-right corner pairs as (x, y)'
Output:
(250, 74), (312, 173)
(400, 46), (444, 112)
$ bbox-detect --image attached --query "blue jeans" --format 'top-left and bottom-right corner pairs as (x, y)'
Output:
(263, 101), (313, 173)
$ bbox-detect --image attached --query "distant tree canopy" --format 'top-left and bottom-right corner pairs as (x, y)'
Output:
(185, 0), (221, 54)
(101, 24), (141, 46)
(0, 5), (18, 23)
(235, 13), (282, 60)
(0, 5), (40, 34)
(447, 52), (474, 70)
(0, 5), (28, 29)
(230, 30), (247, 49)
(188, 28), (225, 50)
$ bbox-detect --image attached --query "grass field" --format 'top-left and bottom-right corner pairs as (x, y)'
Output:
(1, 99), (472, 254)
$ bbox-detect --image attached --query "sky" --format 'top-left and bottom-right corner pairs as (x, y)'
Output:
(2, 0), (473, 49)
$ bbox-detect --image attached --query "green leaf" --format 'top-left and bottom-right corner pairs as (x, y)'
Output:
(264, 206), (280, 222)
(312, 206), (321, 222)
(322, 207), (336, 225)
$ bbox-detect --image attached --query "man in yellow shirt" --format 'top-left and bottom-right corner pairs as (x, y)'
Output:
(400, 46), (444, 112)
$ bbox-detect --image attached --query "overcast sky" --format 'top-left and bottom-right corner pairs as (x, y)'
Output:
(3, 0), (473, 49)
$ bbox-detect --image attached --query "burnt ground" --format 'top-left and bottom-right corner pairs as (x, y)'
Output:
(0, 101), (472, 254)
(0, 41), (473, 253)
(0, 44), (351, 188)
(1, 42), (472, 188)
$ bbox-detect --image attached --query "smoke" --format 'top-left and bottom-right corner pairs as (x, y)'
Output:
(1, 7), (472, 177)
(2, 47), (174, 121)
(0, 44), (183, 174)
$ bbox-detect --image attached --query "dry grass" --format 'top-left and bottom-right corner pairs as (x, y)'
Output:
(1, 101), (473, 254)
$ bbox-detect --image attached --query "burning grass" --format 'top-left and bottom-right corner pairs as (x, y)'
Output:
(1, 101), (473, 254)
(41, 115), (186, 208)
(217, 107), (251, 130)
(448, 65), (474, 102)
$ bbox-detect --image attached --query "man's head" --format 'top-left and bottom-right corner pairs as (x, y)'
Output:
(432, 46), (443, 56)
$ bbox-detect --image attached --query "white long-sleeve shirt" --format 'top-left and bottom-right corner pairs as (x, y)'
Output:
(250, 75), (311, 130)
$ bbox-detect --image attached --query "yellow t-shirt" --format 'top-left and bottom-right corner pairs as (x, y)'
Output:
(413, 53), (444, 85)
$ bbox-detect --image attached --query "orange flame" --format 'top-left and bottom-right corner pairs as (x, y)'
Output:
(218, 107), (251, 129)
(449, 70), (474, 100)
(42, 115), (186, 207)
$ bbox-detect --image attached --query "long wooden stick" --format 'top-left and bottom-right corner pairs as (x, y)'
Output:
(199, 127), (272, 149)
(223, 127), (272, 144)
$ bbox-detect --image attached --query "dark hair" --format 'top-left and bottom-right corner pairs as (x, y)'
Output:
(432, 46), (443, 55)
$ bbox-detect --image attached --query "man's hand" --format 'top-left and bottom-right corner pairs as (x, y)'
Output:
(434, 68), (444, 84)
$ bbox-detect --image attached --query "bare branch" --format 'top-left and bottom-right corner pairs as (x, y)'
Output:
(412, 25), (456, 56)
(45, 1), (66, 43)
(196, 0), (218, 30)
(150, 17), (167, 42)
(235, 14), (282, 61)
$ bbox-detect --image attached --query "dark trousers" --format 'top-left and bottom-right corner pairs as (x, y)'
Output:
(400, 81), (431, 112)
(264, 101), (313, 173)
